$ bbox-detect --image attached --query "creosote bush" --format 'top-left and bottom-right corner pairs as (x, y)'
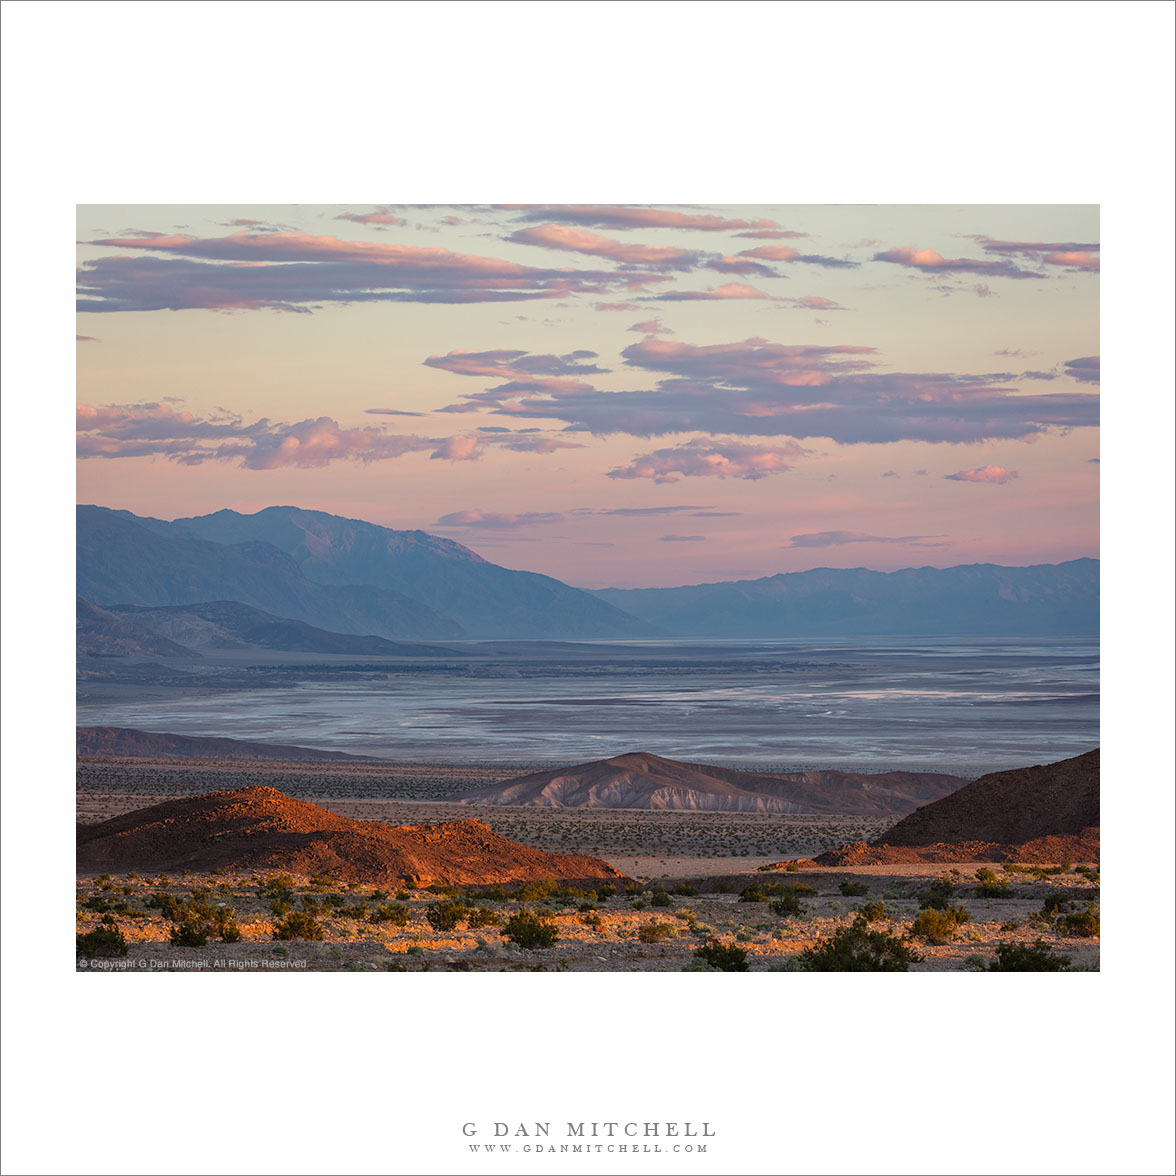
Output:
(798, 915), (923, 972)
(692, 941), (749, 972)
(910, 905), (972, 945)
(1059, 904), (1099, 938)
(988, 940), (1071, 971)
(650, 890), (672, 908)
(857, 901), (887, 923)
(273, 911), (325, 941)
(637, 920), (678, 944)
(839, 881), (869, 897)
(426, 901), (469, 932)
(77, 916), (128, 959)
(916, 878), (957, 910)
(370, 903), (410, 926)
(503, 910), (558, 950)
(974, 868), (1010, 898)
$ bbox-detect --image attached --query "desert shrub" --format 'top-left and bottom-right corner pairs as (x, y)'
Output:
(839, 881), (869, 897)
(857, 901), (887, 923)
(692, 941), (749, 972)
(974, 868), (1009, 898)
(681, 959), (721, 972)
(144, 892), (184, 920)
(637, 920), (678, 944)
(916, 878), (957, 910)
(739, 886), (767, 903)
(273, 911), (324, 941)
(988, 940), (1071, 971)
(672, 884), (698, 896)
(650, 890), (672, 908)
(797, 916), (923, 972)
(426, 901), (468, 932)
(169, 916), (210, 947)
(267, 899), (293, 918)
(480, 885), (509, 902)
(124, 872), (140, 881)
(910, 905), (972, 944)
(77, 916), (128, 959)
(769, 888), (809, 917)
(503, 910), (558, 950)
(1059, 904), (1099, 938)
(466, 907), (502, 929)
(963, 954), (987, 971)
(321, 893), (346, 909)
(82, 894), (132, 915)
(577, 901), (597, 913)
(258, 874), (295, 903)
(596, 885), (617, 901)
(1040, 894), (1073, 918)
(710, 880), (736, 894)
(300, 896), (323, 915)
(370, 903), (410, 926)
(630, 900), (647, 911)
(580, 912), (603, 931)
(213, 907), (242, 943)
(335, 904), (369, 920)
(515, 880), (557, 902)
(308, 874), (335, 890)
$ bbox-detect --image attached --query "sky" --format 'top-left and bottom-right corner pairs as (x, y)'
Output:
(76, 203), (1099, 589)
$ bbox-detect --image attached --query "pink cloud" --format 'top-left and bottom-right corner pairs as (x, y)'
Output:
(1045, 250), (1100, 270)
(427, 435), (481, 462)
(705, 255), (777, 276)
(785, 531), (946, 548)
(335, 206), (409, 227)
(944, 465), (1019, 484)
(498, 205), (783, 232)
(738, 244), (858, 269)
(508, 224), (698, 268)
(781, 295), (846, 312)
(435, 510), (565, 529)
(874, 245), (1033, 279)
(628, 319), (673, 335)
(734, 229), (808, 240)
(607, 437), (808, 483)
(649, 282), (774, 302)
(78, 230), (646, 312)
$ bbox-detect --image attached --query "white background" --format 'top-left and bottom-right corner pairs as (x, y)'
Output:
(2, 2), (1174, 1174)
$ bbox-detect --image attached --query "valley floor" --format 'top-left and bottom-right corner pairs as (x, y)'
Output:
(76, 758), (1099, 973)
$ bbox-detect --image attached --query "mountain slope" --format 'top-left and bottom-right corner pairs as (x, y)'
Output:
(76, 596), (195, 658)
(593, 559), (1099, 636)
(108, 600), (465, 657)
(173, 505), (657, 639)
(76, 786), (628, 884)
(76, 506), (463, 640)
(457, 751), (967, 816)
(807, 749), (1100, 864)
(76, 726), (375, 762)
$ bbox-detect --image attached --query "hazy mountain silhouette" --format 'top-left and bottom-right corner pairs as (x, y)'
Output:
(593, 559), (1098, 636)
(173, 506), (657, 639)
(106, 600), (468, 657)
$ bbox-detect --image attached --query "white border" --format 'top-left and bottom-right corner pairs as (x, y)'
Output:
(3, 3), (1174, 1174)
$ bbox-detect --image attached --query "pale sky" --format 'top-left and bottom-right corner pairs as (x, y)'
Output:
(76, 203), (1099, 588)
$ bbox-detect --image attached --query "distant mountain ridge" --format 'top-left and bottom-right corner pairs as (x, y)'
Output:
(77, 505), (654, 640)
(593, 559), (1098, 636)
(173, 506), (654, 640)
(105, 600), (466, 657)
(77, 504), (1099, 641)
(457, 751), (967, 816)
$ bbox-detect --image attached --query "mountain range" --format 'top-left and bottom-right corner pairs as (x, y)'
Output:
(77, 504), (1099, 643)
(593, 559), (1099, 637)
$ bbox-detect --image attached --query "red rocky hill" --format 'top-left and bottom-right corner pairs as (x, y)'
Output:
(76, 786), (626, 885)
